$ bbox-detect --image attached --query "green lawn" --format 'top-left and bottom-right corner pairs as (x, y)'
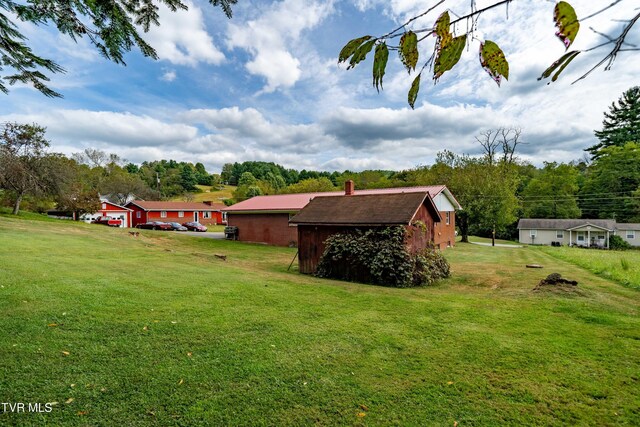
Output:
(0, 215), (639, 425)
(538, 245), (640, 290)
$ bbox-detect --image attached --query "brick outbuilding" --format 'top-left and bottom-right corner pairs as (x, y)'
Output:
(223, 181), (460, 249)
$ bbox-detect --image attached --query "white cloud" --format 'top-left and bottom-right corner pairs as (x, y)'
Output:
(143, 0), (224, 66)
(226, 0), (334, 92)
(0, 110), (197, 147)
(161, 70), (177, 82)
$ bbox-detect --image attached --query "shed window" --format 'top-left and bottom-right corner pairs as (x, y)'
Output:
(161, 211), (167, 218)
(178, 211), (184, 218)
(101, 203), (106, 210)
(136, 211), (141, 218)
(627, 230), (636, 239)
(556, 230), (564, 239)
(445, 211), (451, 225)
(530, 229), (537, 237)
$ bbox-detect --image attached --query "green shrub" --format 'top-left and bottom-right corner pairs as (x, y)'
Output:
(413, 246), (451, 286)
(315, 226), (450, 287)
(609, 235), (632, 250)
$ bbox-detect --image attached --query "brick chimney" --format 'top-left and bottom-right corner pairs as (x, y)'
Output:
(344, 180), (355, 196)
(202, 201), (213, 206)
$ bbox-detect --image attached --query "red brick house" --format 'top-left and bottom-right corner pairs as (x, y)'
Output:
(289, 191), (441, 274)
(223, 181), (460, 249)
(125, 201), (226, 227)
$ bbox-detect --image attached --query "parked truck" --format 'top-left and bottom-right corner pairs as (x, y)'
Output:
(92, 216), (123, 227)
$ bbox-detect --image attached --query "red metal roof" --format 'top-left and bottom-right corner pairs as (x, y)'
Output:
(126, 201), (225, 211)
(224, 185), (457, 212)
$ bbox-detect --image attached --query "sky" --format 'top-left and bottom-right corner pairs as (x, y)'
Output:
(1, 0), (638, 174)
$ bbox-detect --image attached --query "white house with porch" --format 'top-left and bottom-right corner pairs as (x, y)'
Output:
(516, 219), (640, 248)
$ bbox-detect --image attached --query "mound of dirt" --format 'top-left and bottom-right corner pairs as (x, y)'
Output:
(533, 273), (579, 292)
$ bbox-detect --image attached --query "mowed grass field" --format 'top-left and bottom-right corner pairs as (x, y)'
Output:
(170, 185), (236, 203)
(0, 214), (639, 425)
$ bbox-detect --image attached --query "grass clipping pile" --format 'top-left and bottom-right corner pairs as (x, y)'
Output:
(315, 226), (450, 287)
(533, 273), (582, 295)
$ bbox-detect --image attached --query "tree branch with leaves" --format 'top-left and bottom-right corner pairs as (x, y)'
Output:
(0, 0), (236, 97)
(339, 1), (638, 108)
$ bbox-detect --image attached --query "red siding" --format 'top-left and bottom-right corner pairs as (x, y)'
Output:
(227, 213), (298, 246)
(127, 204), (222, 227)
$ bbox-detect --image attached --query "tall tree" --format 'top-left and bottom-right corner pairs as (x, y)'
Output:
(1, 0), (236, 97)
(579, 142), (640, 222)
(588, 86), (640, 159)
(521, 162), (581, 218)
(0, 122), (51, 214)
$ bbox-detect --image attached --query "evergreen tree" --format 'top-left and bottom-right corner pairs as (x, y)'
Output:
(588, 86), (640, 159)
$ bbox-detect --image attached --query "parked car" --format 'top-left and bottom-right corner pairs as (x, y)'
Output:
(92, 216), (122, 227)
(167, 222), (188, 231)
(182, 221), (207, 232)
(136, 221), (173, 231)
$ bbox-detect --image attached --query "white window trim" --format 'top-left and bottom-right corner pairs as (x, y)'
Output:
(161, 211), (167, 218)
(136, 211), (141, 218)
(530, 229), (537, 237)
(203, 211), (211, 219)
(101, 203), (106, 210)
(178, 211), (184, 218)
(627, 231), (635, 239)
(577, 232), (585, 241)
(556, 230), (564, 239)
(445, 211), (451, 225)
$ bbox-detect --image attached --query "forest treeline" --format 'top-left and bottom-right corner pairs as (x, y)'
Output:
(2, 87), (639, 239)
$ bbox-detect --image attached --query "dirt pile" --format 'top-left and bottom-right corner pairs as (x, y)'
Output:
(533, 273), (579, 292)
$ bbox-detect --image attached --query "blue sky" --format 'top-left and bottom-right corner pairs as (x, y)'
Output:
(1, 0), (638, 174)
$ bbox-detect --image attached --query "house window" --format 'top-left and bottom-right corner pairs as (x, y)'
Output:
(446, 211), (451, 225)
(178, 211), (184, 218)
(203, 211), (211, 219)
(556, 230), (564, 239)
(101, 203), (106, 210)
(222, 212), (228, 222)
(161, 211), (167, 218)
(577, 232), (585, 242)
(597, 234), (605, 240)
(627, 231), (635, 239)
(136, 211), (141, 218)
(530, 229), (537, 237)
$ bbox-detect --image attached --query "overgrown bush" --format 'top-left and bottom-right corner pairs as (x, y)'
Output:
(609, 235), (632, 250)
(315, 226), (450, 287)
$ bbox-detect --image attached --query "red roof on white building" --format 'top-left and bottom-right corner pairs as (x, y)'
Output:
(224, 185), (460, 212)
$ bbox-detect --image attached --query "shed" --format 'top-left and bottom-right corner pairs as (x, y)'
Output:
(289, 192), (441, 274)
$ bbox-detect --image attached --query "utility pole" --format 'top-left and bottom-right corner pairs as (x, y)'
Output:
(492, 224), (496, 247)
